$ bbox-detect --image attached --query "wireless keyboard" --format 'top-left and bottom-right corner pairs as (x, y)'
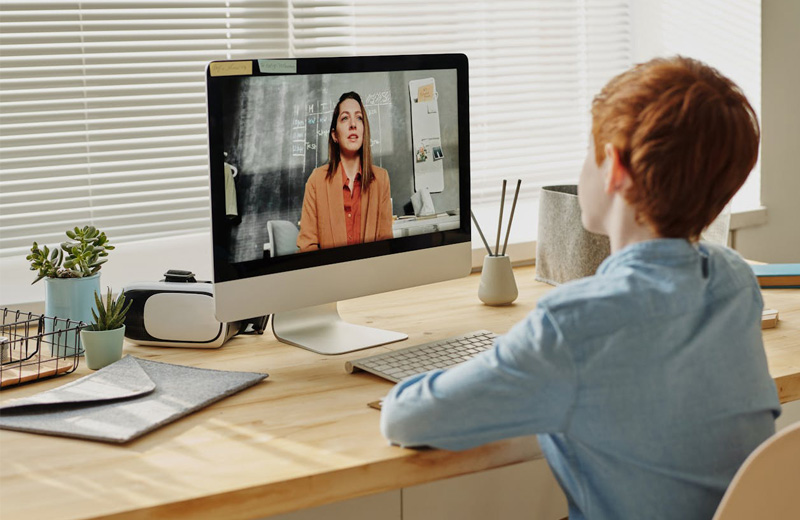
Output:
(345, 330), (497, 383)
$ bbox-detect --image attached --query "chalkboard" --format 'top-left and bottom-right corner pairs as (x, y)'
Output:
(221, 69), (460, 263)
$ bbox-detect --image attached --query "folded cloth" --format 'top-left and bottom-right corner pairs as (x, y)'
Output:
(0, 355), (267, 443)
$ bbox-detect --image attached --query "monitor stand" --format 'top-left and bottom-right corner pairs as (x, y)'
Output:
(271, 302), (408, 355)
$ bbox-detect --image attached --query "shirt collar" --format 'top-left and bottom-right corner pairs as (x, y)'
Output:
(597, 238), (702, 274)
(339, 163), (362, 186)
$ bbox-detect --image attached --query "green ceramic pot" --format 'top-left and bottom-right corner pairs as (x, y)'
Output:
(80, 325), (125, 370)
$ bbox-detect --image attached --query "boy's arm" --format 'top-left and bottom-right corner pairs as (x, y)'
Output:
(380, 306), (578, 450)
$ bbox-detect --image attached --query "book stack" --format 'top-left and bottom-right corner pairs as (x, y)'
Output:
(750, 263), (800, 289)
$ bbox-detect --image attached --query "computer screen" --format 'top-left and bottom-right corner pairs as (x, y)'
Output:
(206, 54), (472, 354)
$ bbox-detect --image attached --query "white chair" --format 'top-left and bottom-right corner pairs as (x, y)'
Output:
(266, 220), (300, 257)
(712, 421), (800, 520)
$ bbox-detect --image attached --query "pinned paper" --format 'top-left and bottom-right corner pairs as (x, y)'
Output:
(209, 61), (253, 77)
(417, 83), (434, 103)
(258, 59), (297, 74)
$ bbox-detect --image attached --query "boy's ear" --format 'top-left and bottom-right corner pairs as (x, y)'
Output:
(603, 143), (632, 195)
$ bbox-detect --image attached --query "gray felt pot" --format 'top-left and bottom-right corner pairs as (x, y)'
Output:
(535, 185), (610, 286)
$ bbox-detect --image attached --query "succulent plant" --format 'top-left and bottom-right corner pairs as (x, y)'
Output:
(87, 287), (132, 332)
(27, 225), (115, 284)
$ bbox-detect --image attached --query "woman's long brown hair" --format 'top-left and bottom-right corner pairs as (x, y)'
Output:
(327, 91), (374, 191)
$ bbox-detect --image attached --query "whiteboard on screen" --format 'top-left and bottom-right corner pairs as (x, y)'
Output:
(409, 78), (444, 193)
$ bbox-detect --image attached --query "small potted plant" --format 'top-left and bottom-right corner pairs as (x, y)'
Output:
(27, 226), (114, 355)
(80, 288), (132, 370)
(27, 225), (114, 285)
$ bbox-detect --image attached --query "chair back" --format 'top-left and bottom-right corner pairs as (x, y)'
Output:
(266, 220), (300, 257)
(712, 421), (800, 520)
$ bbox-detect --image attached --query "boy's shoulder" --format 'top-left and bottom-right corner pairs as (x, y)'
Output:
(536, 272), (640, 342)
(695, 242), (762, 302)
(538, 271), (635, 310)
(535, 243), (760, 343)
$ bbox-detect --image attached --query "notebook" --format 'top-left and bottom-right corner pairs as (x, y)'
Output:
(751, 263), (800, 288)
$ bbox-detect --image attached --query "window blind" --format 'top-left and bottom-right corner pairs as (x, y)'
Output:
(0, 0), (289, 257)
(290, 0), (633, 205)
(656, 0), (761, 212)
(1, 1), (635, 258)
(1, 1), (761, 261)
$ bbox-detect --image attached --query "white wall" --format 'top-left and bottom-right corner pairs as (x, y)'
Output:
(735, 0), (800, 262)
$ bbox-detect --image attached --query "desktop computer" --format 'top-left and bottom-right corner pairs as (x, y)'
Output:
(206, 54), (472, 355)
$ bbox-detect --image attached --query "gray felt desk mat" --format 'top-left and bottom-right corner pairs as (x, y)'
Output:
(0, 355), (268, 444)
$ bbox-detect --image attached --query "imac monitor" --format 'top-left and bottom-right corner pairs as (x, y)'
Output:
(206, 54), (472, 354)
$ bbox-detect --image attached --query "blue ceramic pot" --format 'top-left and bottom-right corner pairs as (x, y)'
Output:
(44, 274), (101, 356)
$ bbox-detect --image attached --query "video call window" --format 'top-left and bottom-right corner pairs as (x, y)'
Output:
(216, 68), (462, 264)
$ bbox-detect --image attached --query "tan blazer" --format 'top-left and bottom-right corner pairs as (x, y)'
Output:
(297, 164), (394, 252)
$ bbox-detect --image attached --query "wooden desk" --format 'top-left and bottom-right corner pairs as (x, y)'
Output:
(1, 266), (798, 520)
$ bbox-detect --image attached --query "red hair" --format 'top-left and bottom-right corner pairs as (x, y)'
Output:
(591, 56), (760, 240)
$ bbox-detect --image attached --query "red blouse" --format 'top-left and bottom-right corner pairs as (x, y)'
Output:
(342, 169), (362, 246)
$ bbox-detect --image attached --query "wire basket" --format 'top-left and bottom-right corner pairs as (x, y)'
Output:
(0, 308), (83, 389)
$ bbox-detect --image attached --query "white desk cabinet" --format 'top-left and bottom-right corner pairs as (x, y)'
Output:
(267, 459), (567, 520)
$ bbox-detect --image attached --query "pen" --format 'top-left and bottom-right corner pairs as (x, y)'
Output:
(501, 179), (521, 256)
(495, 179), (507, 256)
(471, 211), (493, 256)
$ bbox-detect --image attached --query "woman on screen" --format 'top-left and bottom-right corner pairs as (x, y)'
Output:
(297, 92), (394, 252)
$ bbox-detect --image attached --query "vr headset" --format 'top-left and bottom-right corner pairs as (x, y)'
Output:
(123, 270), (267, 348)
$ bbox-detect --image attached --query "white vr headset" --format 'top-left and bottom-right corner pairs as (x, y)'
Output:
(123, 270), (267, 348)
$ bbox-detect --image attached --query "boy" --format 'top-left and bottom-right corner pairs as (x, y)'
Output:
(380, 56), (781, 520)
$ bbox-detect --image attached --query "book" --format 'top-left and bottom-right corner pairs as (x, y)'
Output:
(750, 263), (800, 288)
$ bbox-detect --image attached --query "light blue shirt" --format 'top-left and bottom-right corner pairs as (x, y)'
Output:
(381, 239), (781, 520)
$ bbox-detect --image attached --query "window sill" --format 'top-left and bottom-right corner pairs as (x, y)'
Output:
(730, 206), (768, 230)
(0, 206), (769, 312)
(470, 206), (769, 271)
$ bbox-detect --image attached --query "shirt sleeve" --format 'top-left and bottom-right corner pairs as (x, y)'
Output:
(380, 306), (578, 450)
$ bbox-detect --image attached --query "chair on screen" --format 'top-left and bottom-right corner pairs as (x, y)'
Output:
(265, 220), (300, 258)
